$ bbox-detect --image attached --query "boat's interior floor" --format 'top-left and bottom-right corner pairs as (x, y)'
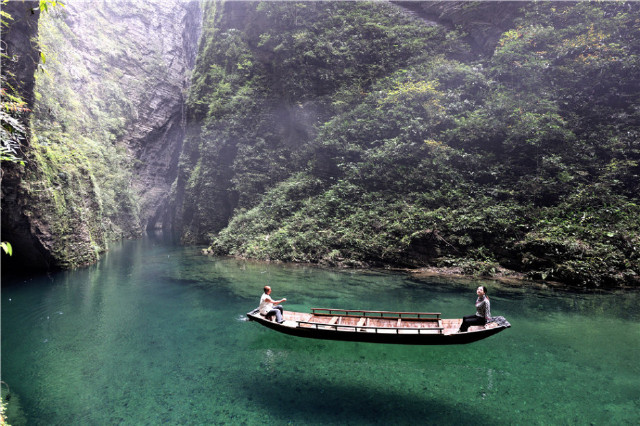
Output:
(274, 311), (495, 335)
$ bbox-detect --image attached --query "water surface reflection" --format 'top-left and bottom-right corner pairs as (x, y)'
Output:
(2, 236), (638, 424)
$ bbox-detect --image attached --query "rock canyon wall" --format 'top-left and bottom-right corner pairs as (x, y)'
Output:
(1, 1), (201, 271)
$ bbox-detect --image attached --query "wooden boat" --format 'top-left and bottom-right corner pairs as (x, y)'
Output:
(247, 308), (510, 345)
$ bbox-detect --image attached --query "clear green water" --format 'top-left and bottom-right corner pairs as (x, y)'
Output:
(2, 236), (639, 425)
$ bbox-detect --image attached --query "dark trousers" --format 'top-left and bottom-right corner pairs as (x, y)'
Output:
(267, 305), (284, 322)
(459, 315), (486, 332)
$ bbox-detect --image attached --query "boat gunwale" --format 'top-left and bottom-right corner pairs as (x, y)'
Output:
(311, 307), (441, 320)
(297, 320), (444, 334)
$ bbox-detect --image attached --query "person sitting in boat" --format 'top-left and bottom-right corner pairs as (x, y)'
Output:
(259, 286), (287, 324)
(458, 286), (491, 333)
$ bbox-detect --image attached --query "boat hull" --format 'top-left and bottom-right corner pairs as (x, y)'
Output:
(247, 310), (509, 345)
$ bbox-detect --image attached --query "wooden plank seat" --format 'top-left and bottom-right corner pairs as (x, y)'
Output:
(311, 308), (441, 322)
(296, 309), (447, 334)
(307, 309), (445, 335)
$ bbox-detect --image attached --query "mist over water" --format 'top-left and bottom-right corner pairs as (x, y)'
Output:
(2, 236), (639, 425)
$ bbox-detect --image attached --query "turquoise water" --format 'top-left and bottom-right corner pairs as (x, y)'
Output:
(2, 236), (639, 425)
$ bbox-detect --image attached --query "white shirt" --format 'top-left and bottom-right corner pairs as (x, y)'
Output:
(259, 293), (274, 315)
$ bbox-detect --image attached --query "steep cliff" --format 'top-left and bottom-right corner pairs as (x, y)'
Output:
(393, 1), (522, 55)
(1, 1), (43, 269)
(1, 1), (40, 110)
(182, 1), (639, 287)
(1, 1), (201, 272)
(172, 1), (460, 244)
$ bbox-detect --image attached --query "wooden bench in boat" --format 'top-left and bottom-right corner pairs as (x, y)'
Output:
(311, 308), (442, 320)
(299, 308), (444, 334)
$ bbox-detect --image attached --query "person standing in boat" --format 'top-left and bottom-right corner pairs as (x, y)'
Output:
(458, 286), (491, 333)
(259, 286), (287, 324)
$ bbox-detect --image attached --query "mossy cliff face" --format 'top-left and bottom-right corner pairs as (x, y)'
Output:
(392, 1), (521, 54)
(1, 1), (43, 267)
(172, 1), (458, 244)
(1, 1), (201, 271)
(180, 2), (639, 288)
(1, 1), (40, 111)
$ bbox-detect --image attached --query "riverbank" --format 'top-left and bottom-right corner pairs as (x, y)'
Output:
(202, 248), (639, 292)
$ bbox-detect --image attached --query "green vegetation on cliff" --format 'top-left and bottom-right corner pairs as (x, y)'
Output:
(176, 1), (458, 243)
(23, 6), (145, 268)
(181, 2), (639, 288)
(3, 1), (199, 271)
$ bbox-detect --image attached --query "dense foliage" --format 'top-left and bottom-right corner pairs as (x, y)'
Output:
(181, 2), (639, 288)
(176, 1), (457, 242)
